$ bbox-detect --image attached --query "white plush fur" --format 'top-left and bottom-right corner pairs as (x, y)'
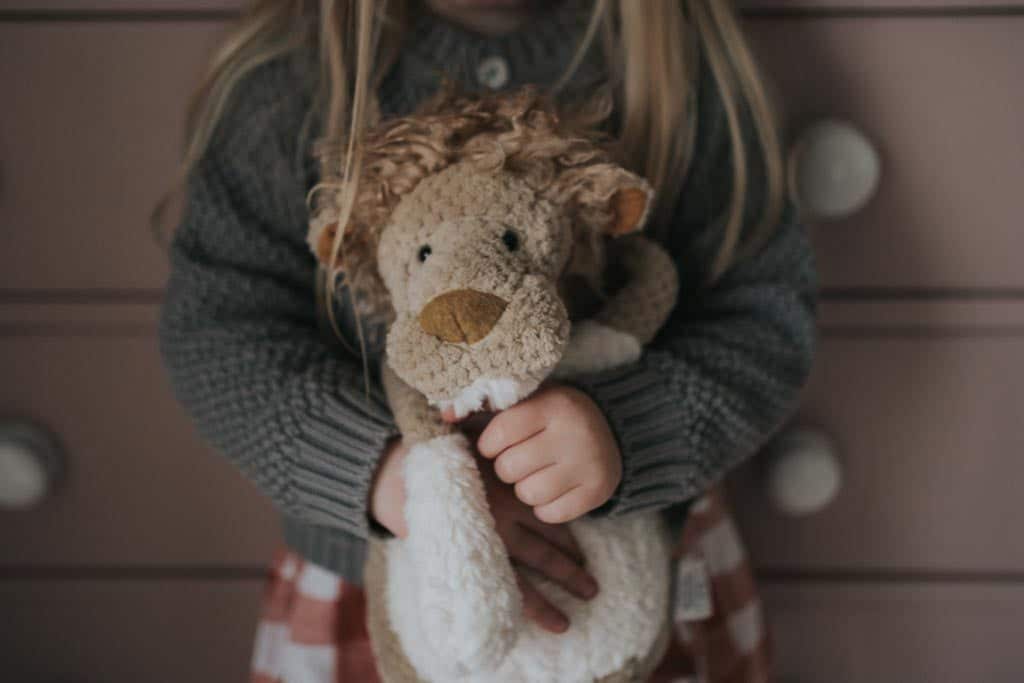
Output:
(389, 433), (522, 679)
(436, 376), (541, 420)
(386, 323), (672, 682)
(495, 514), (670, 682)
(390, 511), (670, 683)
(551, 320), (642, 379)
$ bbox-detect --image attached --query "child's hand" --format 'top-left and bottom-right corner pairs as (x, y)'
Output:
(477, 384), (623, 524)
(370, 437), (410, 538)
(476, 453), (598, 634)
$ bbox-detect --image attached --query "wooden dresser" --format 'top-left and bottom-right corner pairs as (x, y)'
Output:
(1, 1), (1021, 680)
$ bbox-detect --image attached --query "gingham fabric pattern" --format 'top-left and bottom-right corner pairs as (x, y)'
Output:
(250, 487), (769, 683)
(658, 489), (772, 683)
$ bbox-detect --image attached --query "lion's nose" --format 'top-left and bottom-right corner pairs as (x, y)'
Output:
(418, 289), (509, 344)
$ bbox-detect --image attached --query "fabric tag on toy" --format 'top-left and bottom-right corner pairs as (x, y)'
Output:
(675, 557), (714, 621)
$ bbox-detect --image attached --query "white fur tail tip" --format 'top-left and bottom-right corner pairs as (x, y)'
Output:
(552, 320), (642, 378)
(400, 433), (522, 677)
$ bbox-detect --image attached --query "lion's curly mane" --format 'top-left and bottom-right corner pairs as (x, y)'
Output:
(309, 85), (640, 318)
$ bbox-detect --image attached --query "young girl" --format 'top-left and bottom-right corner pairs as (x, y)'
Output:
(159, 0), (817, 680)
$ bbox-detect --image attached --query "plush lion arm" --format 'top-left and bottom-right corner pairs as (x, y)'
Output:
(381, 362), (451, 442)
(596, 235), (680, 346)
(553, 236), (679, 380)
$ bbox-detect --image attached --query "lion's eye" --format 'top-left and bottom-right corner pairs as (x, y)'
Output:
(417, 245), (432, 263)
(501, 230), (519, 252)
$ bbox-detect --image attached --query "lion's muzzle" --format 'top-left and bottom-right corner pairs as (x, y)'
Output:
(418, 289), (509, 344)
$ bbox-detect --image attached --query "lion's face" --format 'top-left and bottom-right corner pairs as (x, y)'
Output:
(379, 163), (573, 417)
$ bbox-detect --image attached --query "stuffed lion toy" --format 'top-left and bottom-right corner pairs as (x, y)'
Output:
(308, 86), (680, 683)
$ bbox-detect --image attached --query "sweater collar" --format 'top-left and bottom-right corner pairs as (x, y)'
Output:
(401, 0), (593, 92)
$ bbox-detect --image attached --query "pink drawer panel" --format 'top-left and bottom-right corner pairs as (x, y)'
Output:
(0, 305), (279, 566)
(746, 0), (1024, 8)
(5, 19), (1021, 292)
(0, 0), (239, 9)
(4, 578), (1023, 681)
(731, 308), (1024, 572)
(816, 298), (1024, 329)
(746, 16), (1024, 289)
(764, 581), (1024, 682)
(0, 22), (226, 292)
(0, 579), (262, 682)
(3, 1), (1019, 11)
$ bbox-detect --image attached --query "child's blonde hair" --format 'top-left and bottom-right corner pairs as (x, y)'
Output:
(175, 0), (784, 285)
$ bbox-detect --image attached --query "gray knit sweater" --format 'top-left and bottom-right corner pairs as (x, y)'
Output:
(158, 4), (817, 582)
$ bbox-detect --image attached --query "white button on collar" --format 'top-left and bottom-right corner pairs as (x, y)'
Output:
(476, 55), (510, 90)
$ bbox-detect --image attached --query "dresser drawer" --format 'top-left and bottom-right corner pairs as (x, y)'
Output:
(764, 581), (1024, 682)
(0, 578), (262, 682)
(731, 301), (1024, 572)
(5, 580), (1021, 683)
(0, 1), (238, 9)
(0, 21), (226, 292)
(0, 304), (279, 566)
(7, 18), (1019, 293)
(746, 16), (1024, 289)
(745, 1), (1024, 9)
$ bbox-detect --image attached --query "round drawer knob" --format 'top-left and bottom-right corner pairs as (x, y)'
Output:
(789, 119), (881, 220)
(0, 420), (63, 510)
(765, 426), (842, 516)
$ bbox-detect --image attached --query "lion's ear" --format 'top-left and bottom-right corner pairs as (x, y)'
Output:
(605, 181), (654, 236)
(307, 218), (344, 270)
(559, 165), (656, 238)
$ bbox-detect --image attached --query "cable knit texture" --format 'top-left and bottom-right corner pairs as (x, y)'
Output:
(158, 3), (817, 582)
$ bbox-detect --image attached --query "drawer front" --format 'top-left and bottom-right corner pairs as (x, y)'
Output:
(0, 578), (262, 682)
(0, 22), (226, 291)
(745, 1), (1024, 8)
(5, 18), (1020, 292)
(0, 306), (279, 566)
(0, 1), (238, 9)
(746, 16), (1024, 289)
(4, 579), (1021, 683)
(764, 581), (1024, 682)
(731, 307), (1024, 572)
(7, 1), (1019, 11)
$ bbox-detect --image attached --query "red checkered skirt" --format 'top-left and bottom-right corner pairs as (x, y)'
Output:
(250, 487), (770, 683)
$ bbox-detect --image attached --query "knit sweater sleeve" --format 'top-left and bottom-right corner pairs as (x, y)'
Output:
(157, 61), (397, 539)
(572, 65), (819, 517)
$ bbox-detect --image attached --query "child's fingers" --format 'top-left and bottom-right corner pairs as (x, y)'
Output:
(516, 570), (569, 634)
(493, 442), (555, 484)
(533, 485), (592, 525)
(509, 525), (597, 602)
(477, 403), (546, 458)
(515, 464), (578, 507)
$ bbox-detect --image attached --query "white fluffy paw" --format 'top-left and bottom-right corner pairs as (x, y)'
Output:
(552, 320), (641, 378)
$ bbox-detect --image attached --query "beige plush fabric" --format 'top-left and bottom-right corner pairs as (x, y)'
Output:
(365, 540), (426, 683)
(310, 86), (682, 682)
(378, 164), (574, 407)
(380, 364), (450, 443)
(597, 235), (681, 346)
(364, 178), (675, 683)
